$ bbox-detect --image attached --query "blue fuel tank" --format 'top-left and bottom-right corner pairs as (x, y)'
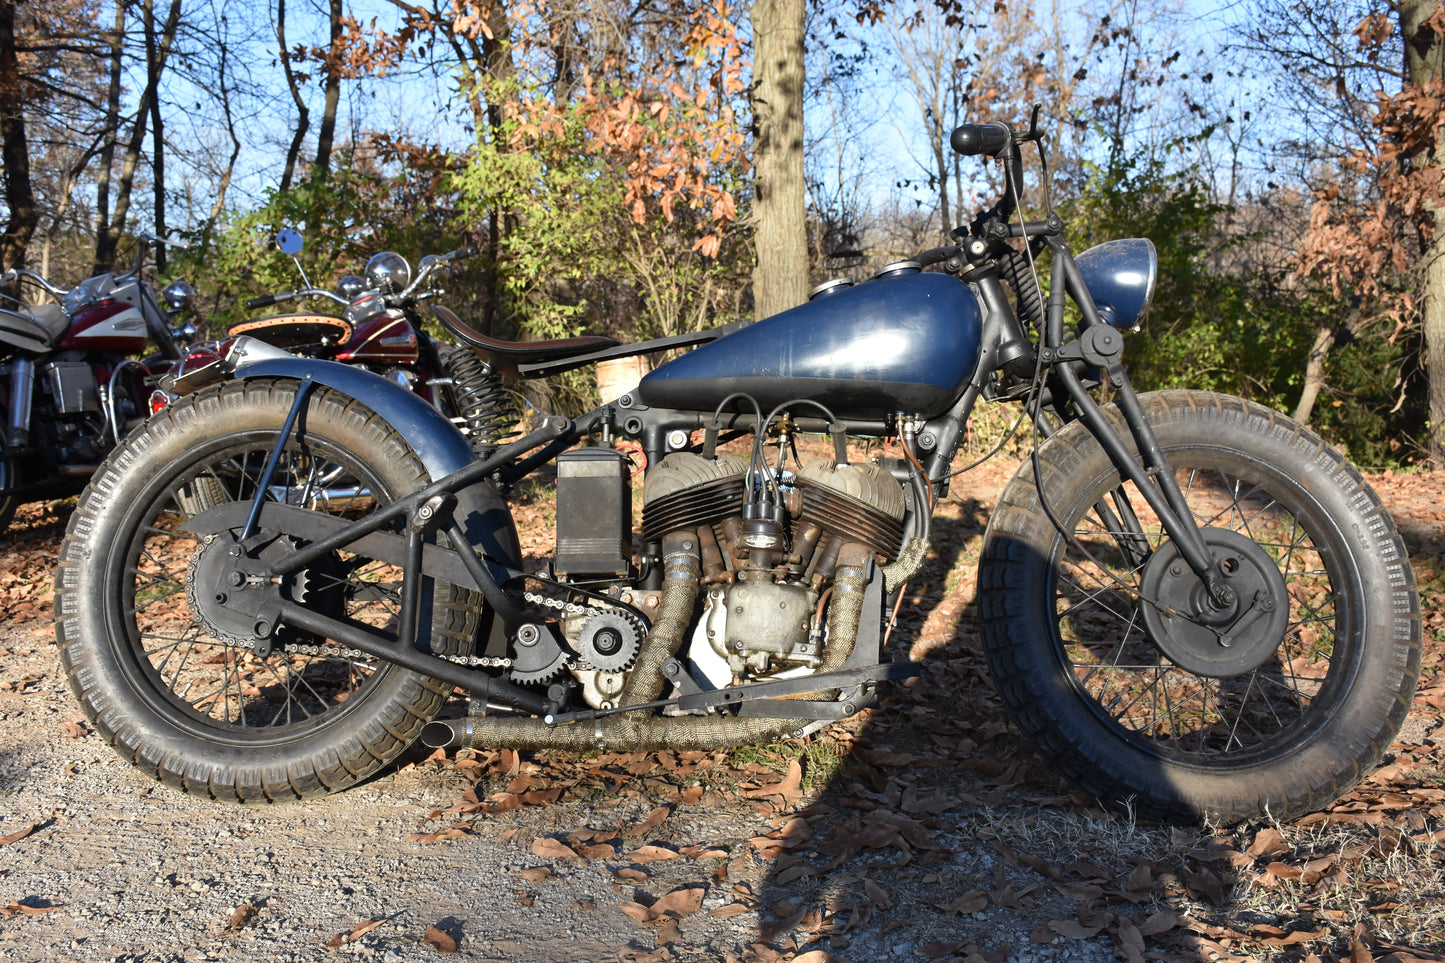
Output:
(636, 269), (983, 420)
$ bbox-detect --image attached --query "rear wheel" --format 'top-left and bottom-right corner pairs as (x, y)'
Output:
(55, 379), (483, 803)
(978, 391), (1422, 824)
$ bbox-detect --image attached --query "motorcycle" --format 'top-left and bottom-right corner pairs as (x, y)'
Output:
(0, 233), (194, 534)
(159, 229), (516, 459)
(53, 114), (1422, 825)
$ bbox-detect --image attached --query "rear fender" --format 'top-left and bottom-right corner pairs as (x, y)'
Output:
(231, 352), (522, 570)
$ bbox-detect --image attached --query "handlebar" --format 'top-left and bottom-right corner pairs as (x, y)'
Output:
(397, 243), (477, 300)
(951, 106), (1047, 236)
(913, 245), (960, 267)
(949, 122), (1012, 158)
(4, 267), (68, 297)
(438, 244), (478, 263)
(245, 287), (348, 310)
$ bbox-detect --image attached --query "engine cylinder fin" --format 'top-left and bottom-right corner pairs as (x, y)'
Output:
(642, 474), (746, 543)
(796, 481), (905, 560)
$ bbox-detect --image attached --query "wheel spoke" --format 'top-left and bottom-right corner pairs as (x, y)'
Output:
(114, 436), (405, 735)
(1049, 455), (1347, 764)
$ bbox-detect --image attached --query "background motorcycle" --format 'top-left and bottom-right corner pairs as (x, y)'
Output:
(53, 115), (1422, 826)
(0, 233), (194, 534)
(166, 230), (516, 461)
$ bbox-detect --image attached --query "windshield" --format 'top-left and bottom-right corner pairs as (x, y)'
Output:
(61, 274), (117, 315)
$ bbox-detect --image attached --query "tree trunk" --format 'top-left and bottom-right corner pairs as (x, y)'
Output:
(314, 0), (343, 176)
(749, 0), (807, 321)
(480, 0), (514, 336)
(1292, 326), (1336, 426)
(209, 35), (242, 220)
(1401, 0), (1445, 462)
(1293, 306), (1364, 425)
(146, 8), (167, 271)
(93, 0), (126, 274)
(277, 0), (310, 193)
(99, 0), (182, 273)
(0, 0), (36, 279)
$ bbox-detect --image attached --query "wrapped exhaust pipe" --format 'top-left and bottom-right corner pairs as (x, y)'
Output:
(420, 533), (874, 752)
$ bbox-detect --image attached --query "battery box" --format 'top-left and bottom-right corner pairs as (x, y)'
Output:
(554, 447), (631, 578)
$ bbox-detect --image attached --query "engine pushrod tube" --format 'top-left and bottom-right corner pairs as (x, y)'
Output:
(275, 600), (548, 714)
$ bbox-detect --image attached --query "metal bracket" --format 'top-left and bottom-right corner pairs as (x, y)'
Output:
(1038, 325), (1125, 370)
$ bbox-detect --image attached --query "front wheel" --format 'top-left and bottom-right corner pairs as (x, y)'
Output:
(55, 379), (485, 803)
(978, 391), (1422, 824)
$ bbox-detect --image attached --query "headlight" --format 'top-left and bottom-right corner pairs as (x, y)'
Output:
(1074, 238), (1157, 332)
(335, 274), (366, 300)
(364, 252), (411, 293)
(163, 279), (196, 312)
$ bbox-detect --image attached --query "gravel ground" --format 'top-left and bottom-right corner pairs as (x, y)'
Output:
(4, 458), (1443, 963)
(0, 616), (1127, 963)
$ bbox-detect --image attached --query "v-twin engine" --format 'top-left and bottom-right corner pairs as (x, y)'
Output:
(635, 451), (906, 692)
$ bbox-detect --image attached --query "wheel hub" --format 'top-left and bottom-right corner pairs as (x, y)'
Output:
(187, 532), (346, 650)
(1139, 527), (1289, 678)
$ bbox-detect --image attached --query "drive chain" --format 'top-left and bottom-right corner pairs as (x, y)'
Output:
(276, 587), (644, 674)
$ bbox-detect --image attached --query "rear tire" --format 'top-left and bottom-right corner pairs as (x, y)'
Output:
(978, 391), (1422, 824)
(55, 378), (485, 803)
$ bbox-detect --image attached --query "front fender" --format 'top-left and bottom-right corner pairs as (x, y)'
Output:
(232, 352), (522, 571)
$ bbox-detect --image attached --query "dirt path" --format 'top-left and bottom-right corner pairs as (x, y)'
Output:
(2, 460), (1444, 963)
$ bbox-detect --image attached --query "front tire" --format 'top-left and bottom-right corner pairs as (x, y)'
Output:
(978, 391), (1422, 824)
(55, 379), (485, 803)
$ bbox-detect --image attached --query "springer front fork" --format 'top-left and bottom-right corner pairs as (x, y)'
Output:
(1039, 236), (1235, 608)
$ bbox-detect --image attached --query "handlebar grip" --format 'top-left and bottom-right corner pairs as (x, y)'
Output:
(246, 292), (287, 309)
(950, 122), (1012, 157)
(913, 245), (959, 267)
(442, 244), (479, 262)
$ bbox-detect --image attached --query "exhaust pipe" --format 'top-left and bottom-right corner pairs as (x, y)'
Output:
(420, 535), (876, 752)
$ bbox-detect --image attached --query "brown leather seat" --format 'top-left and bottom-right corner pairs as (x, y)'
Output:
(431, 304), (616, 377)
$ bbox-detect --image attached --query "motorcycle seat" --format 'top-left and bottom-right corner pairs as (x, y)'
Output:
(0, 303), (67, 352)
(432, 304), (617, 376)
(28, 303), (67, 341)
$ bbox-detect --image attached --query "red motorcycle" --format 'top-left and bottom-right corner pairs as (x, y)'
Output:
(0, 234), (193, 533)
(166, 231), (515, 460)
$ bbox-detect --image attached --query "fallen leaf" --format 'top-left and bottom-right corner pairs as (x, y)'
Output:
(620, 901), (654, 924)
(1251, 924), (1329, 946)
(630, 845), (680, 863)
(0, 824), (37, 846)
(221, 903), (256, 936)
(531, 837), (579, 860)
(1137, 912), (1182, 937)
(626, 806), (670, 838)
(326, 918), (385, 947)
(649, 887), (704, 920)
(577, 843), (616, 860)
(1117, 919), (1145, 963)
(945, 890), (987, 915)
(710, 903), (751, 919)
(422, 925), (458, 954)
(1049, 918), (1107, 940)
(0, 901), (61, 917)
(1245, 827), (1290, 859)
(518, 867), (555, 883)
